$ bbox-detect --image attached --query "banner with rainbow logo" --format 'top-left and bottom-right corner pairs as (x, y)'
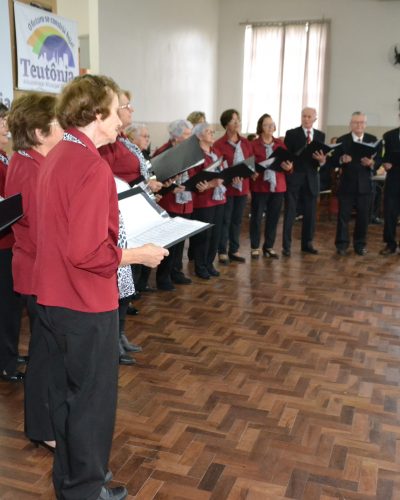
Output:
(14, 1), (79, 94)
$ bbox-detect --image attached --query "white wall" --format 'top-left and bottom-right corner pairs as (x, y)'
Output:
(218, 0), (400, 137)
(57, 0), (89, 35)
(96, 0), (219, 147)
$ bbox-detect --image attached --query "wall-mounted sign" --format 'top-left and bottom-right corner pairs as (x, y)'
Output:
(14, 1), (79, 93)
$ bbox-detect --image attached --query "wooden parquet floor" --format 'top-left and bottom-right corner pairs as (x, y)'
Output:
(2, 212), (400, 499)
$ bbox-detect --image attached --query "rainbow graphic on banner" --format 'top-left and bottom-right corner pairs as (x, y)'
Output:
(27, 26), (75, 68)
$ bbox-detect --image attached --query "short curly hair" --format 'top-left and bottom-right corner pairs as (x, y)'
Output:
(8, 93), (58, 151)
(220, 108), (240, 129)
(57, 74), (120, 129)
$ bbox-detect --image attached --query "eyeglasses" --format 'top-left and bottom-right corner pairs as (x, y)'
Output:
(119, 103), (133, 111)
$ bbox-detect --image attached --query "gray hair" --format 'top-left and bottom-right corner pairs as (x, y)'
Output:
(168, 119), (192, 139)
(192, 121), (211, 139)
(126, 122), (147, 140)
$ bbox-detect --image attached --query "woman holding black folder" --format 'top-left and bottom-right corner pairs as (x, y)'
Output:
(190, 122), (226, 279)
(0, 103), (24, 383)
(5, 93), (64, 448)
(214, 109), (253, 264)
(250, 114), (293, 259)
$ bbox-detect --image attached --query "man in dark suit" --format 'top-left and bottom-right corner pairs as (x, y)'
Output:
(283, 107), (326, 256)
(380, 122), (400, 255)
(335, 112), (378, 256)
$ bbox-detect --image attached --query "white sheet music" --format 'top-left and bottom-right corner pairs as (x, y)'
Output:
(127, 217), (209, 248)
(118, 188), (210, 248)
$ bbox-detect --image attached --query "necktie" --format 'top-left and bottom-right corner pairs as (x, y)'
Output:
(306, 129), (311, 144)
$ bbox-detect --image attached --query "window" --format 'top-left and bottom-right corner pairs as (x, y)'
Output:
(242, 21), (329, 136)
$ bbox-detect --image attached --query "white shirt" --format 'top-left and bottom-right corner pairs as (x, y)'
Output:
(352, 133), (364, 142)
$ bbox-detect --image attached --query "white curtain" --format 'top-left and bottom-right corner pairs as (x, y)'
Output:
(242, 21), (329, 136)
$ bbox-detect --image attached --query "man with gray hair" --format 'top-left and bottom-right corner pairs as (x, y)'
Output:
(335, 112), (378, 256)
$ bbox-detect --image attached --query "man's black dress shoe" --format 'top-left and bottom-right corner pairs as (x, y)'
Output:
(355, 248), (367, 256)
(120, 333), (142, 353)
(336, 249), (347, 256)
(1, 370), (25, 382)
(228, 253), (246, 263)
(172, 274), (192, 284)
(126, 305), (139, 316)
(97, 486), (128, 500)
(302, 246), (318, 255)
(17, 355), (29, 365)
(282, 249), (291, 257)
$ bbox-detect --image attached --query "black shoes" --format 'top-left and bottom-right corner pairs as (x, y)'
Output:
(263, 248), (279, 259)
(218, 254), (230, 265)
(97, 486), (128, 500)
(120, 333), (142, 353)
(1, 370), (25, 382)
(228, 252), (246, 263)
(172, 274), (192, 285)
(355, 247), (367, 256)
(137, 285), (156, 293)
(302, 245), (318, 255)
(195, 268), (210, 280)
(31, 440), (55, 453)
(119, 340), (136, 366)
(126, 305), (139, 316)
(336, 249), (347, 256)
(379, 246), (396, 255)
(207, 266), (220, 277)
(157, 282), (176, 291)
(282, 249), (291, 257)
(17, 355), (29, 365)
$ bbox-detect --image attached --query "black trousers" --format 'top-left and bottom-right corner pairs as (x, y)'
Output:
(250, 192), (284, 250)
(282, 182), (317, 251)
(0, 248), (22, 374)
(192, 204), (224, 273)
(118, 296), (131, 335)
(335, 192), (371, 251)
(24, 294), (54, 441)
(383, 189), (400, 250)
(156, 212), (191, 285)
(218, 195), (247, 255)
(38, 305), (119, 500)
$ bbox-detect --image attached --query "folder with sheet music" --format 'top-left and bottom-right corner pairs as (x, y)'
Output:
(182, 158), (224, 192)
(219, 156), (256, 184)
(150, 135), (205, 182)
(346, 140), (382, 161)
(117, 186), (212, 248)
(0, 194), (23, 232)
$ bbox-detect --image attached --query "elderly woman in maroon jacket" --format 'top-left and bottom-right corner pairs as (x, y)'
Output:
(250, 114), (293, 259)
(153, 119), (194, 290)
(214, 109), (253, 264)
(5, 93), (64, 449)
(191, 122), (226, 279)
(0, 103), (24, 383)
(33, 74), (167, 500)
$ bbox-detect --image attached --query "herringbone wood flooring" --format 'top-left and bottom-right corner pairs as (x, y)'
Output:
(1, 210), (400, 499)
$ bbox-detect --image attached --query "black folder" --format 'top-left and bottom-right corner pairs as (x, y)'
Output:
(158, 183), (179, 196)
(256, 148), (296, 172)
(182, 158), (224, 192)
(220, 156), (256, 184)
(150, 135), (205, 182)
(0, 194), (23, 232)
(346, 140), (381, 161)
(297, 140), (343, 163)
